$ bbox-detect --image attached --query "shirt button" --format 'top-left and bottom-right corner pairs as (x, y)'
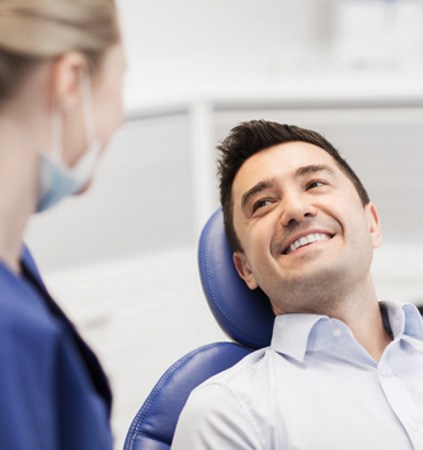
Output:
(379, 367), (392, 377)
(409, 421), (422, 432)
(332, 328), (342, 337)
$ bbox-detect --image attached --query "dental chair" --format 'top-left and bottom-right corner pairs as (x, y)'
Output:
(123, 208), (275, 450)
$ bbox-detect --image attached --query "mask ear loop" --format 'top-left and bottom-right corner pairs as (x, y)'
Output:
(50, 104), (63, 162)
(71, 72), (101, 181)
(80, 72), (96, 146)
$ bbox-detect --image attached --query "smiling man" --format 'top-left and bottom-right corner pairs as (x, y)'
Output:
(172, 120), (423, 449)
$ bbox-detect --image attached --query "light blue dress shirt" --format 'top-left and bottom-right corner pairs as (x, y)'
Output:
(172, 301), (423, 449)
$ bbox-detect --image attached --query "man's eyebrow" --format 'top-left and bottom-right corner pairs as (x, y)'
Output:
(241, 179), (276, 213)
(295, 164), (336, 178)
(239, 165), (335, 213)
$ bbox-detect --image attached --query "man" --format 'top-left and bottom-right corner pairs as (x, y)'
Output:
(172, 120), (423, 449)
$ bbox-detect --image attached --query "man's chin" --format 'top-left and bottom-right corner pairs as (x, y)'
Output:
(278, 263), (342, 293)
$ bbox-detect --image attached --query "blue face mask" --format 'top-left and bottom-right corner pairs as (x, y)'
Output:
(36, 74), (101, 213)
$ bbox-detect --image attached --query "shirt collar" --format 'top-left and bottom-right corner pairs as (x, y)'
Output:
(382, 300), (423, 341)
(270, 301), (423, 362)
(270, 313), (327, 362)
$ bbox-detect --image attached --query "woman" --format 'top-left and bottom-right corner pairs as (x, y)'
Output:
(0, 0), (126, 448)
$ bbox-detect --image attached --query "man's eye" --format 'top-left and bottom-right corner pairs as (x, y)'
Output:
(306, 180), (326, 190)
(252, 198), (273, 213)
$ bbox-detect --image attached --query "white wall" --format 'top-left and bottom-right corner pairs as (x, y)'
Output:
(118, 0), (423, 108)
(118, 0), (335, 107)
(119, 0), (331, 66)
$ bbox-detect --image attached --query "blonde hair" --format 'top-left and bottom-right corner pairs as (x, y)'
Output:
(0, 0), (120, 101)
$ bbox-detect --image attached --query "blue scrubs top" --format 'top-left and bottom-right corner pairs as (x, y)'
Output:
(0, 246), (113, 450)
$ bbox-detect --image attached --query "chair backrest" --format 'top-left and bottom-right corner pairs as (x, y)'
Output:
(124, 208), (275, 449)
(124, 342), (251, 450)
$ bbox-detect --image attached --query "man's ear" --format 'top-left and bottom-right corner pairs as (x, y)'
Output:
(233, 251), (258, 290)
(50, 52), (86, 112)
(365, 202), (382, 249)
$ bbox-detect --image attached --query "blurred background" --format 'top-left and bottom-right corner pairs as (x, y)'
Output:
(23, 0), (423, 448)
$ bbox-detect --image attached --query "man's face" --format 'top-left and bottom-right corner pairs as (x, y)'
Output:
(231, 141), (382, 315)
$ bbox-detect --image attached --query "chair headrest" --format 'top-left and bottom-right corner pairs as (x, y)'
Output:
(198, 208), (275, 349)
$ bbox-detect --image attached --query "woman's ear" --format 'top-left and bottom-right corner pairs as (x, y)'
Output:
(50, 52), (86, 112)
(233, 251), (258, 290)
(365, 202), (382, 249)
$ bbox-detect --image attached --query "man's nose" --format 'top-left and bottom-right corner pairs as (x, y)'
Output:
(279, 193), (317, 228)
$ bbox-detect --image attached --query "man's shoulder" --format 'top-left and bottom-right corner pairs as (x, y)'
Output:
(193, 346), (273, 395)
(173, 346), (282, 448)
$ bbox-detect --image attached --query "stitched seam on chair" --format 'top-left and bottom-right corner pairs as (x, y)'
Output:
(125, 342), (235, 449)
(138, 431), (171, 446)
(202, 213), (263, 344)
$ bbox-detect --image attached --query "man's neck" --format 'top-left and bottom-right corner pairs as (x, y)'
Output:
(335, 302), (392, 361)
(315, 287), (392, 362)
(275, 278), (393, 361)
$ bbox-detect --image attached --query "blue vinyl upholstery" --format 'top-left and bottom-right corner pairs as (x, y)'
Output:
(124, 342), (251, 450)
(124, 209), (275, 449)
(199, 208), (275, 349)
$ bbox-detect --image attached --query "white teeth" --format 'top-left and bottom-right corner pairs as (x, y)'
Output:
(286, 233), (330, 254)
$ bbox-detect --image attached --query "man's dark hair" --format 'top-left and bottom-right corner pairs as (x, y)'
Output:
(218, 119), (370, 252)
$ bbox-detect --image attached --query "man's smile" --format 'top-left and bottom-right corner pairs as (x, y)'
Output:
(282, 231), (334, 255)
